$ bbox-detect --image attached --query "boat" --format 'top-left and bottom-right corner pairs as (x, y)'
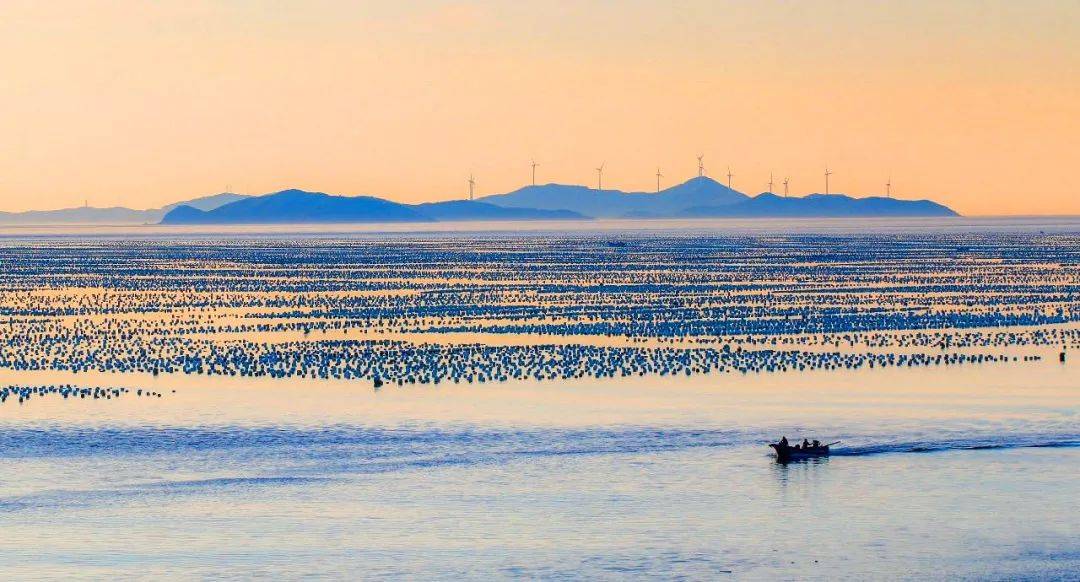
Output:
(769, 440), (839, 462)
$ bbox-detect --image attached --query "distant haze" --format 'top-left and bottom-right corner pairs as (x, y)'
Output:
(1, 1), (1077, 215)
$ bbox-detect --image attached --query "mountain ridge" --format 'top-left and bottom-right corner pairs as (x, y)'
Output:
(161, 190), (591, 224)
(681, 192), (958, 218)
(162, 190), (431, 224)
(478, 176), (748, 218)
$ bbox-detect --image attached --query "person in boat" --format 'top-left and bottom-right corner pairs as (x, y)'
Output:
(779, 436), (789, 448)
(812, 440), (821, 448)
(802, 439), (811, 449)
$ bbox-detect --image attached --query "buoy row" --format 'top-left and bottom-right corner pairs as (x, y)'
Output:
(0, 338), (1045, 387)
(0, 384), (165, 405)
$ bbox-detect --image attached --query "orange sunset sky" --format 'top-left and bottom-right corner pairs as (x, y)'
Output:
(2, 1), (1078, 215)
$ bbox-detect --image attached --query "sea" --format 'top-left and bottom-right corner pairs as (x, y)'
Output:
(0, 217), (1076, 580)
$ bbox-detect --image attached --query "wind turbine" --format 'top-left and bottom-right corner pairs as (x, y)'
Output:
(468, 174), (476, 201)
(783, 177), (790, 197)
(697, 155), (705, 177)
(596, 163), (604, 190)
(726, 166), (734, 189)
(656, 168), (663, 193)
(531, 160), (539, 186)
(824, 167), (833, 195)
(767, 173), (774, 194)
(886, 177), (892, 198)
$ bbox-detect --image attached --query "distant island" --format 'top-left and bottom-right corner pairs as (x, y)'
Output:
(161, 190), (587, 224)
(0, 193), (248, 225)
(479, 176), (956, 219)
(0, 176), (958, 225)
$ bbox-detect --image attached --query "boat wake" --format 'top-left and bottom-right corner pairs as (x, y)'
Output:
(831, 436), (1080, 457)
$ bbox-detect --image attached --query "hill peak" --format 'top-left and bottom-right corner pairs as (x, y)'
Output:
(161, 189), (431, 224)
(479, 177), (748, 218)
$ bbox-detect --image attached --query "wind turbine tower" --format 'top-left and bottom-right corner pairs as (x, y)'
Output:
(886, 177), (892, 198)
(596, 163), (604, 190)
(656, 168), (663, 193)
(697, 155), (705, 177)
(768, 173), (774, 194)
(726, 167), (734, 189)
(825, 167), (833, 195)
(783, 177), (789, 197)
(468, 174), (475, 201)
(531, 160), (539, 186)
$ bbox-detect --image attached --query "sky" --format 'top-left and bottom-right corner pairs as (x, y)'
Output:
(1, 1), (1078, 215)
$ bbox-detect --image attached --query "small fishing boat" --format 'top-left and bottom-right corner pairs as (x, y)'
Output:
(769, 439), (839, 462)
